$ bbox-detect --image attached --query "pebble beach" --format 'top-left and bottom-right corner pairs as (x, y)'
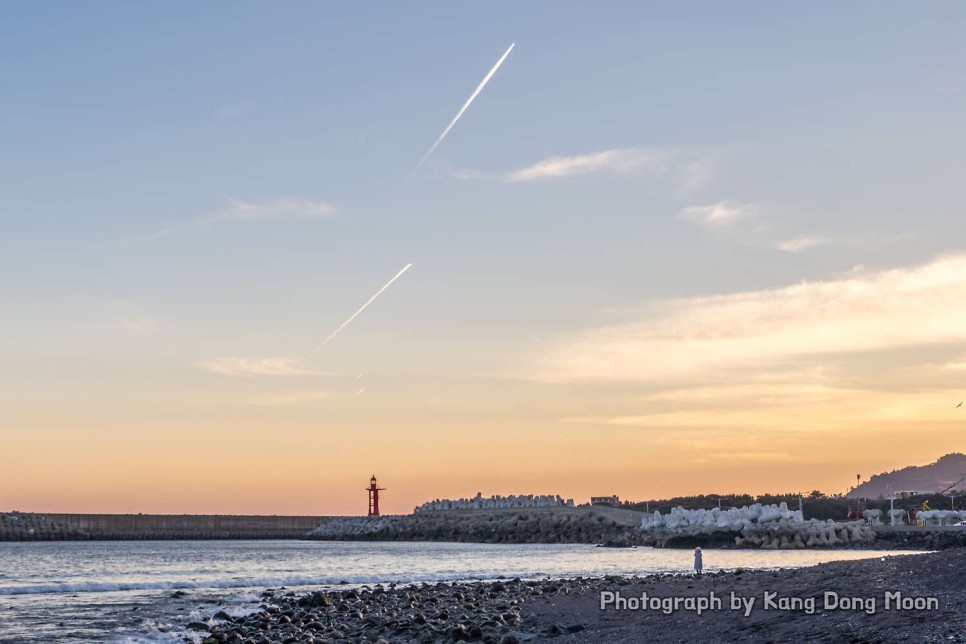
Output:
(177, 548), (966, 644)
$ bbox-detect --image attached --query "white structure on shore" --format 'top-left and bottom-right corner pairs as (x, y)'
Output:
(640, 502), (876, 548)
(414, 493), (574, 513)
(915, 509), (964, 525)
(640, 503), (804, 531)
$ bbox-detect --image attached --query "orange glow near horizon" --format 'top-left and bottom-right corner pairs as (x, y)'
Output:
(4, 255), (966, 516)
(3, 410), (961, 515)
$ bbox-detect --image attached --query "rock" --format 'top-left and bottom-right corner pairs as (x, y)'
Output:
(300, 591), (335, 607)
(187, 621), (211, 632)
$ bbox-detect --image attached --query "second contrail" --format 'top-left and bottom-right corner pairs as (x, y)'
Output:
(409, 43), (515, 178)
(313, 263), (412, 353)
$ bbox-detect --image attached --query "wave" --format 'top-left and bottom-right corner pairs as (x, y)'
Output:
(0, 571), (507, 596)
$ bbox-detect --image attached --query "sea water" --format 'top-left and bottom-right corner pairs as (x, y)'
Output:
(0, 540), (922, 643)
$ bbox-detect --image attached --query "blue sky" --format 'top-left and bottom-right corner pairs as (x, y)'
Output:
(3, 3), (966, 513)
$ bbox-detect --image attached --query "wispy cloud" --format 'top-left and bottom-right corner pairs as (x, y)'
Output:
(104, 301), (163, 335)
(250, 390), (342, 405)
(560, 384), (966, 452)
(535, 253), (966, 383)
(204, 198), (334, 223)
(501, 147), (712, 189)
(130, 197), (335, 242)
(505, 149), (643, 182)
(200, 357), (323, 377)
(776, 236), (828, 253)
(679, 200), (757, 228)
(775, 232), (912, 254)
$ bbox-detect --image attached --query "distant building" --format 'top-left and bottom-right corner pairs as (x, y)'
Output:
(590, 495), (620, 507)
(895, 490), (933, 499)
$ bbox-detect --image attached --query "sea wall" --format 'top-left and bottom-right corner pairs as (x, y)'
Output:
(6, 508), (965, 547)
(0, 512), (89, 541)
(0, 512), (331, 541)
(308, 507), (966, 549)
(873, 526), (966, 550)
(309, 506), (648, 545)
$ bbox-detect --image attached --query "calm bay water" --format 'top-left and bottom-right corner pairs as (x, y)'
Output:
(0, 540), (921, 643)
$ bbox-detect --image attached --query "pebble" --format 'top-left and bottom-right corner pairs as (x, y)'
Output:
(181, 576), (597, 643)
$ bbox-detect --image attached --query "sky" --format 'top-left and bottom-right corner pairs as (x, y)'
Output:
(3, 2), (966, 515)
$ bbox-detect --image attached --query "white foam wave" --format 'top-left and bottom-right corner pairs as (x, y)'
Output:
(0, 572), (496, 596)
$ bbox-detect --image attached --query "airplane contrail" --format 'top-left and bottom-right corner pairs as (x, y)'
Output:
(409, 43), (515, 178)
(313, 263), (412, 353)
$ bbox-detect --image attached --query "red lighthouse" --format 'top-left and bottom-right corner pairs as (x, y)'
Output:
(366, 475), (385, 516)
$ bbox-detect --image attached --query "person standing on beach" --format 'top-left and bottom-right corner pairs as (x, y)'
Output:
(694, 547), (703, 575)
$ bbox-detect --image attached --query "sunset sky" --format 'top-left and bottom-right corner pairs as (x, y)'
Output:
(3, 3), (966, 515)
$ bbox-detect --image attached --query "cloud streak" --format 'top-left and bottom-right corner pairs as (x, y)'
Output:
(200, 357), (323, 377)
(679, 200), (757, 228)
(535, 253), (966, 383)
(501, 147), (713, 190)
(205, 198), (334, 223)
(410, 43), (515, 178)
(104, 301), (163, 335)
(777, 236), (828, 253)
(250, 390), (342, 405)
(131, 198), (335, 242)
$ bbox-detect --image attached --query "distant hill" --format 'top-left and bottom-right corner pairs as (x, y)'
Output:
(848, 453), (966, 499)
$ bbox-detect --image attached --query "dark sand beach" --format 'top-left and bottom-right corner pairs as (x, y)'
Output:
(183, 548), (966, 643)
(522, 550), (964, 643)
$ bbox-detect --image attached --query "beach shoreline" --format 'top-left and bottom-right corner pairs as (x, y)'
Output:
(176, 548), (965, 643)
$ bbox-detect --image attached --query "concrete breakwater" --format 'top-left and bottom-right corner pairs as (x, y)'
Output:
(0, 512), (330, 541)
(872, 526), (966, 550)
(310, 506), (649, 545)
(0, 512), (89, 541)
(5, 508), (964, 547)
(309, 508), (964, 550)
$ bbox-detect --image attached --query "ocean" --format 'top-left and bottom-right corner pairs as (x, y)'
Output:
(0, 540), (919, 643)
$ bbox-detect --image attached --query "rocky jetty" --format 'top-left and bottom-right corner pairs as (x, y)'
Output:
(307, 506), (966, 550)
(0, 512), (88, 541)
(873, 528), (966, 550)
(310, 516), (402, 539)
(309, 507), (646, 546)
